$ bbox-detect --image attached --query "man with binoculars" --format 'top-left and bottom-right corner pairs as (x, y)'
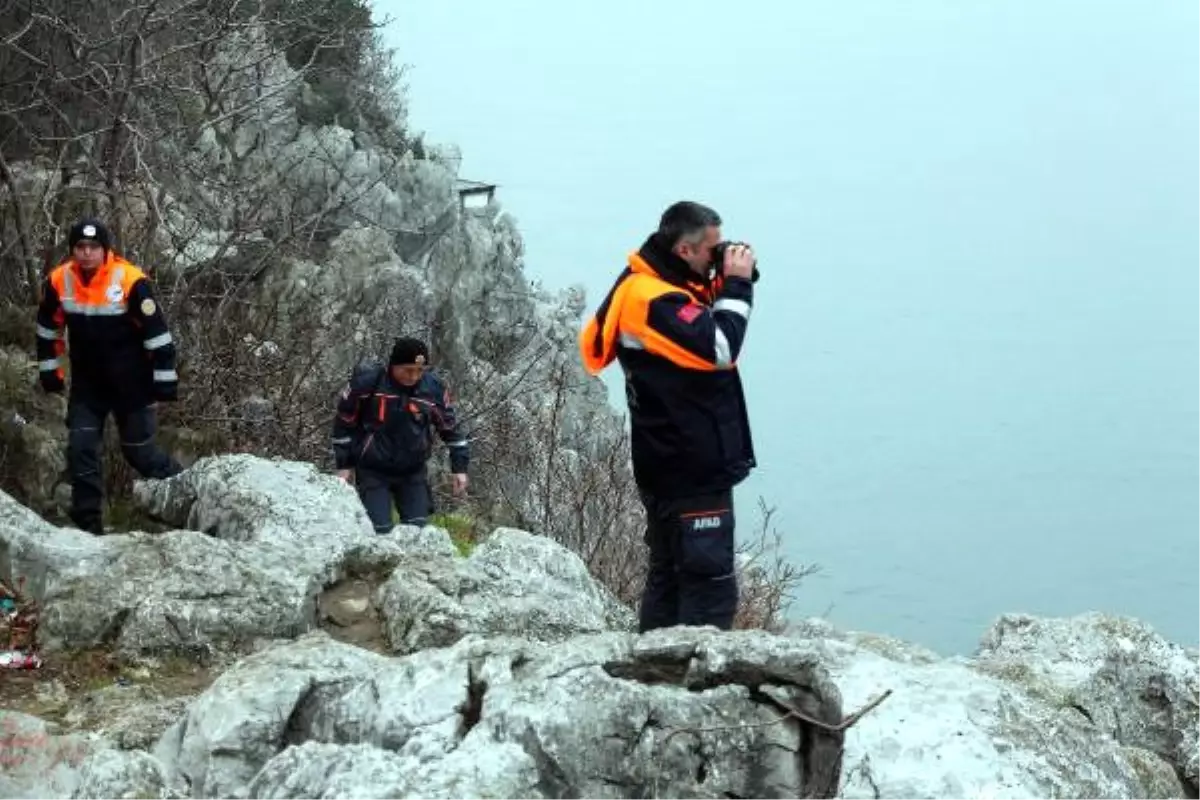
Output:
(579, 200), (759, 633)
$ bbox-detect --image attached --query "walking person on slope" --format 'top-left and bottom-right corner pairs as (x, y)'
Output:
(331, 337), (471, 532)
(36, 218), (183, 534)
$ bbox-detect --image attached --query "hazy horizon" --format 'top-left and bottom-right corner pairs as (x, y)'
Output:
(382, 0), (1199, 655)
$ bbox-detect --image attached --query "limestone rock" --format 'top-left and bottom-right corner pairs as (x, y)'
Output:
(7, 452), (1196, 800)
(0, 460), (331, 662)
(0, 711), (101, 799)
(154, 627), (844, 799)
(0, 491), (106, 603)
(71, 748), (175, 799)
(2, 455), (393, 658)
(38, 529), (313, 657)
(973, 612), (1199, 793)
(377, 526), (636, 655)
(786, 618), (1187, 799)
(5, 455), (635, 662)
(244, 740), (536, 800)
(386, 523), (460, 559)
(130, 453), (375, 587)
(0, 709), (177, 800)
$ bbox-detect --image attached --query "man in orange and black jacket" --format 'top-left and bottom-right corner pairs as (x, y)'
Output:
(35, 218), (182, 533)
(579, 200), (759, 632)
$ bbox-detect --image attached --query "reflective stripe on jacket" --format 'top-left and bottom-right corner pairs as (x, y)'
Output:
(579, 234), (757, 498)
(36, 251), (177, 406)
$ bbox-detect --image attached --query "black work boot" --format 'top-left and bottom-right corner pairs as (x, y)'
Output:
(69, 508), (105, 535)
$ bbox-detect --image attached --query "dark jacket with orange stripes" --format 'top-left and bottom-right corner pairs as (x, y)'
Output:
(580, 234), (757, 499)
(331, 364), (470, 476)
(36, 252), (178, 410)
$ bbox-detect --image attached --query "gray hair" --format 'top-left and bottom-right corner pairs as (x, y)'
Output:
(657, 201), (721, 249)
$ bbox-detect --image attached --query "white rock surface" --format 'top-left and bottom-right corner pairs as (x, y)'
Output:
(5, 455), (1197, 800)
(4, 455), (637, 661)
(377, 526), (636, 654)
(131, 453), (376, 587)
(787, 618), (1186, 799)
(973, 612), (1199, 792)
(154, 627), (845, 799)
(0, 710), (175, 796)
(2, 456), (384, 657)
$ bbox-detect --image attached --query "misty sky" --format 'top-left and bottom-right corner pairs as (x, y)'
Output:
(380, 0), (1198, 653)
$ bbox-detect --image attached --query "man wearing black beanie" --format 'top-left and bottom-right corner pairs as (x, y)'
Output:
(35, 217), (183, 533)
(330, 336), (471, 532)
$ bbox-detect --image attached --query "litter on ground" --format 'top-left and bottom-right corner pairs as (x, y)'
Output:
(0, 577), (41, 670)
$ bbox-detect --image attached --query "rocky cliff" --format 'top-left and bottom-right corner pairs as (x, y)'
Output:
(0, 2), (627, 586)
(1, 455), (1195, 799)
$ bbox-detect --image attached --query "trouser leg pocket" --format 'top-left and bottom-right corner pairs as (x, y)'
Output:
(678, 505), (735, 578)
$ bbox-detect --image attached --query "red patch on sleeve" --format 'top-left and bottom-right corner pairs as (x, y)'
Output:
(676, 304), (703, 324)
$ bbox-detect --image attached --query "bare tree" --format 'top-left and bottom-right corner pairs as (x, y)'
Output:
(0, 0), (816, 630)
(0, 0), (430, 496)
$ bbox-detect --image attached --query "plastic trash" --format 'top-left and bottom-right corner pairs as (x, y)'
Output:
(0, 650), (42, 670)
(1, 576), (40, 663)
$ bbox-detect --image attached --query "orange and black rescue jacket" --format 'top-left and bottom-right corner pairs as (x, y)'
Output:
(36, 252), (178, 409)
(580, 234), (756, 498)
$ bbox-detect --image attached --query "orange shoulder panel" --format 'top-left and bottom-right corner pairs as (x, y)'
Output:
(617, 274), (717, 373)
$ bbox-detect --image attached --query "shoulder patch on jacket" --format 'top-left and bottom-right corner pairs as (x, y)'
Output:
(676, 303), (703, 324)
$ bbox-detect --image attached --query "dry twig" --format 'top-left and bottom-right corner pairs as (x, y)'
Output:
(660, 688), (892, 747)
(653, 688), (894, 798)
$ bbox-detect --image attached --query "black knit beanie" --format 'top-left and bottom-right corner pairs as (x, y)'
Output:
(389, 337), (429, 367)
(68, 218), (112, 251)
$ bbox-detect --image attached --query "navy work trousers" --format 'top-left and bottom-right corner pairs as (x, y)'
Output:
(67, 394), (181, 533)
(355, 464), (434, 533)
(637, 487), (738, 632)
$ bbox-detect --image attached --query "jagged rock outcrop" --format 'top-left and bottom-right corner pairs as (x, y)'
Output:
(2, 454), (1197, 800)
(1, 454), (633, 659)
(0, 710), (167, 800)
(2, 455), (370, 657)
(788, 618), (1189, 799)
(377, 526), (636, 654)
(149, 628), (845, 799)
(129, 454), (376, 587)
(973, 612), (1199, 794)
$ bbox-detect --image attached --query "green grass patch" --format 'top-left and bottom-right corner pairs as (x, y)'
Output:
(387, 502), (481, 556)
(430, 511), (478, 556)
